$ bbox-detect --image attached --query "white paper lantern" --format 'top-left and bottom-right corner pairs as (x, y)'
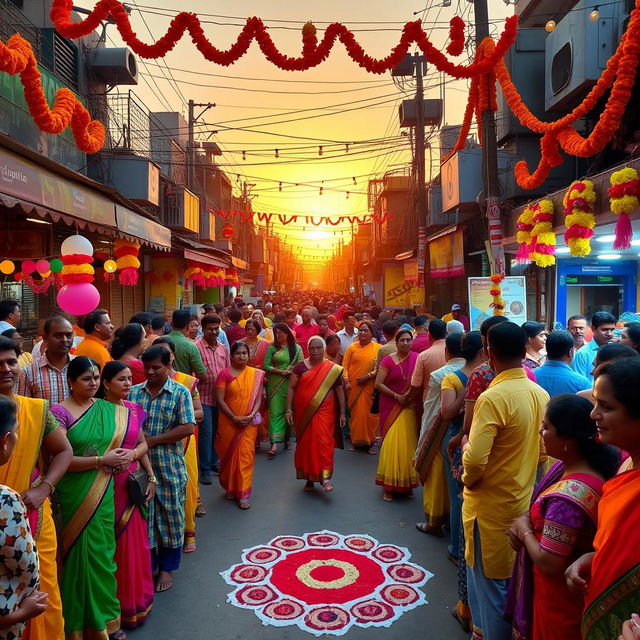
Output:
(61, 234), (94, 256)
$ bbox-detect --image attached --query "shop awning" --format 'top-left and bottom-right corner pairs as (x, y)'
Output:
(183, 249), (229, 268)
(427, 225), (465, 279)
(116, 205), (171, 250)
(394, 249), (416, 261)
(231, 256), (248, 270)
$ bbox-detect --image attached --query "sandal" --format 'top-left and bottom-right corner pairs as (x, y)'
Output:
(195, 505), (206, 518)
(109, 630), (127, 640)
(267, 448), (277, 458)
(383, 491), (394, 502)
(416, 522), (444, 537)
(322, 481), (335, 493)
(367, 446), (377, 455)
(183, 542), (196, 554)
(239, 499), (251, 510)
(155, 575), (173, 593)
(304, 481), (315, 492)
(284, 442), (292, 451)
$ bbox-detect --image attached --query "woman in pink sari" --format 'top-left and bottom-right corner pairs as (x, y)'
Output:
(101, 361), (157, 629)
(244, 320), (270, 370)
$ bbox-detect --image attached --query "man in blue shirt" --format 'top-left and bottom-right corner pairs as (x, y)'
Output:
(535, 331), (592, 397)
(571, 311), (617, 380)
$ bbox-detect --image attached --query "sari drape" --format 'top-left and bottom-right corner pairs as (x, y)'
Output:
(216, 367), (265, 500)
(55, 399), (126, 639)
(376, 353), (420, 493)
(582, 467), (640, 640)
(506, 462), (603, 640)
(11, 397), (65, 640)
(293, 360), (343, 482)
(265, 345), (302, 443)
(113, 400), (153, 630)
(248, 339), (270, 370)
(343, 341), (380, 446)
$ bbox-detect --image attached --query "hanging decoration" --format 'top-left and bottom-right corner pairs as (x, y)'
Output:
(23, 273), (62, 295)
(222, 223), (235, 240)
(446, 17), (466, 57)
(528, 200), (556, 268)
(212, 209), (392, 226)
(225, 268), (239, 287)
(49, 258), (63, 273)
(113, 239), (141, 286)
(515, 206), (535, 263)
(50, 0), (517, 76)
(13, 272), (23, 282)
(0, 260), (14, 275)
(0, 34), (105, 153)
(183, 262), (226, 289)
(563, 180), (596, 257)
(443, 0), (640, 189)
(609, 167), (640, 250)
(21, 260), (36, 275)
(57, 234), (100, 316)
(490, 274), (505, 316)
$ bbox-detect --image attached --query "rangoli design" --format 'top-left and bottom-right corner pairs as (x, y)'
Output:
(220, 530), (433, 636)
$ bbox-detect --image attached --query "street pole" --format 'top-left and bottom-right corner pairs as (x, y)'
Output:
(474, 0), (505, 276)
(414, 54), (427, 232)
(187, 99), (216, 194)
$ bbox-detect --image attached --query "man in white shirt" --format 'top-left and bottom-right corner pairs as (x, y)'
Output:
(337, 310), (358, 355)
(0, 299), (20, 333)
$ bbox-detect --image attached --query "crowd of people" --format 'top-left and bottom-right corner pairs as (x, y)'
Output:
(0, 293), (638, 640)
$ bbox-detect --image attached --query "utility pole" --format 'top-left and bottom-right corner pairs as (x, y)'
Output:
(187, 99), (215, 193)
(474, 0), (505, 276)
(413, 53), (427, 231)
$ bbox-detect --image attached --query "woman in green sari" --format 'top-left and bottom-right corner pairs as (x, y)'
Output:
(264, 323), (302, 457)
(51, 357), (132, 640)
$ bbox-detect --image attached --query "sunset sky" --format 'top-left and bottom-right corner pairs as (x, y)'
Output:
(79, 0), (512, 262)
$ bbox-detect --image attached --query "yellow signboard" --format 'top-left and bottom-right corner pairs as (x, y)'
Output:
(384, 265), (423, 308)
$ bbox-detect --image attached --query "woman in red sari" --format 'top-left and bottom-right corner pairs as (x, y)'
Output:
(244, 320), (270, 369)
(101, 361), (156, 630)
(285, 336), (345, 492)
(506, 394), (619, 640)
(566, 358), (640, 640)
(215, 342), (265, 510)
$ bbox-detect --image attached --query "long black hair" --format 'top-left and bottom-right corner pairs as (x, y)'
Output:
(272, 322), (297, 362)
(111, 323), (145, 359)
(546, 394), (620, 479)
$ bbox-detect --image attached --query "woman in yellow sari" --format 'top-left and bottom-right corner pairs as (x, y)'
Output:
(342, 321), (379, 454)
(215, 342), (265, 510)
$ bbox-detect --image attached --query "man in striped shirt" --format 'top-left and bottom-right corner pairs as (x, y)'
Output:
(18, 316), (74, 404)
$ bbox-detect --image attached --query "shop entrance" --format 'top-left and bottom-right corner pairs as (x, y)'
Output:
(556, 259), (637, 326)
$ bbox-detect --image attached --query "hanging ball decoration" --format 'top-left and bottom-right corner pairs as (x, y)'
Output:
(545, 20), (556, 32)
(222, 222), (235, 240)
(49, 258), (63, 273)
(0, 260), (15, 275)
(13, 272), (23, 282)
(22, 260), (37, 274)
(36, 259), (50, 274)
(57, 283), (101, 316)
(104, 259), (117, 273)
(61, 234), (94, 257)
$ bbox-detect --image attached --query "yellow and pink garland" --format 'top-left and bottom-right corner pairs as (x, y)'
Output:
(609, 167), (640, 250)
(528, 199), (556, 267)
(515, 205), (535, 263)
(490, 273), (505, 315)
(563, 180), (596, 256)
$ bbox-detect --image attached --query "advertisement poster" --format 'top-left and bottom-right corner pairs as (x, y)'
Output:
(384, 264), (423, 308)
(468, 276), (527, 330)
(429, 229), (464, 278)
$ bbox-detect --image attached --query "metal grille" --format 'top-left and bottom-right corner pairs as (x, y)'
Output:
(0, 0), (42, 60)
(52, 32), (78, 90)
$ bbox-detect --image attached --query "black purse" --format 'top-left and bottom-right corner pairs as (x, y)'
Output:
(128, 467), (149, 507)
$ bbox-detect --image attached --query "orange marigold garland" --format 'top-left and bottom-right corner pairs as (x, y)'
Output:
(490, 274), (505, 316)
(50, 0), (517, 77)
(446, 17), (465, 57)
(114, 239), (140, 286)
(563, 180), (596, 257)
(528, 200), (556, 268)
(515, 206), (535, 263)
(0, 34), (104, 153)
(609, 167), (640, 250)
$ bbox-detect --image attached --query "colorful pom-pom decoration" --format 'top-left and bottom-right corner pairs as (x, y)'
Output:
(609, 167), (640, 250)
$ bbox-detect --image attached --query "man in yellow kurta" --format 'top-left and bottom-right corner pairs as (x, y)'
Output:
(0, 335), (73, 640)
(462, 322), (549, 640)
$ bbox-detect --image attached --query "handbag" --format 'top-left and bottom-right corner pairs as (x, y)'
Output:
(128, 466), (149, 508)
(370, 389), (380, 414)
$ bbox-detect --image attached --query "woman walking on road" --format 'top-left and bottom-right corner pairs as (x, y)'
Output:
(286, 336), (345, 492)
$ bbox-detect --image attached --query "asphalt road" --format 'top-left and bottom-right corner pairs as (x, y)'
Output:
(128, 445), (462, 639)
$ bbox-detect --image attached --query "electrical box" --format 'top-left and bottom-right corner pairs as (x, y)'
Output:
(88, 47), (138, 85)
(399, 99), (442, 128)
(102, 155), (160, 206)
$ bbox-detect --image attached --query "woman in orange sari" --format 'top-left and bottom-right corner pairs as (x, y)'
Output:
(342, 321), (379, 454)
(566, 359), (640, 640)
(215, 342), (265, 510)
(285, 336), (345, 493)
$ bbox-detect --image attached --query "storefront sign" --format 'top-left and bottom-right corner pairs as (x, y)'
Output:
(116, 205), (171, 248)
(429, 228), (464, 278)
(0, 148), (116, 226)
(403, 258), (418, 283)
(468, 276), (527, 330)
(384, 264), (422, 308)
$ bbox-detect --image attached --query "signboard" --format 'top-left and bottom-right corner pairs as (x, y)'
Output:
(0, 148), (116, 226)
(116, 205), (171, 248)
(468, 276), (527, 330)
(384, 264), (422, 308)
(429, 228), (464, 278)
(440, 153), (459, 213)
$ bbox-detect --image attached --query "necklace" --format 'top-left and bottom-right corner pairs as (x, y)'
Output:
(70, 397), (95, 411)
(395, 353), (411, 380)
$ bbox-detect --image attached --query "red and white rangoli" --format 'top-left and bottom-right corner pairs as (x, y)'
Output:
(220, 530), (433, 636)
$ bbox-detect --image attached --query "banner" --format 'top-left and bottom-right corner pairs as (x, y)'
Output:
(468, 276), (527, 330)
(384, 264), (422, 308)
(428, 228), (464, 278)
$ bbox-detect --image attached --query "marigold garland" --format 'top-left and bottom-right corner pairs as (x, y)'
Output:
(515, 205), (535, 263)
(114, 239), (140, 286)
(183, 262), (226, 289)
(60, 254), (95, 284)
(23, 272), (62, 294)
(609, 167), (640, 250)
(225, 268), (240, 287)
(563, 180), (596, 257)
(443, 0), (640, 189)
(50, 0), (517, 77)
(528, 200), (556, 268)
(490, 274), (505, 315)
(0, 33), (104, 153)
(446, 17), (465, 57)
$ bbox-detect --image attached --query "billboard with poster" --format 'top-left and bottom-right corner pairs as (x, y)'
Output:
(468, 276), (527, 330)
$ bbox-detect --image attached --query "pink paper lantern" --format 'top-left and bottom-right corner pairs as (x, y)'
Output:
(36, 259), (50, 274)
(22, 260), (37, 274)
(57, 283), (100, 316)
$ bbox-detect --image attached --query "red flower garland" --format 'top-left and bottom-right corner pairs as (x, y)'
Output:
(114, 239), (140, 286)
(446, 17), (465, 57)
(609, 167), (640, 249)
(50, 0), (517, 77)
(490, 274), (505, 316)
(0, 34), (104, 153)
(23, 273), (62, 294)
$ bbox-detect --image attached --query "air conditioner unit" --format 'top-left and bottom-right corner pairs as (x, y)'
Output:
(544, 0), (628, 112)
(88, 47), (138, 85)
(399, 99), (442, 128)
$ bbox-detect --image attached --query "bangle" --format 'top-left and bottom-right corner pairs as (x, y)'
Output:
(148, 475), (158, 484)
(132, 447), (138, 460)
(41, 479), (54, 495)
(523, 530), (535, 540)
(96, 456), (102, 469)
